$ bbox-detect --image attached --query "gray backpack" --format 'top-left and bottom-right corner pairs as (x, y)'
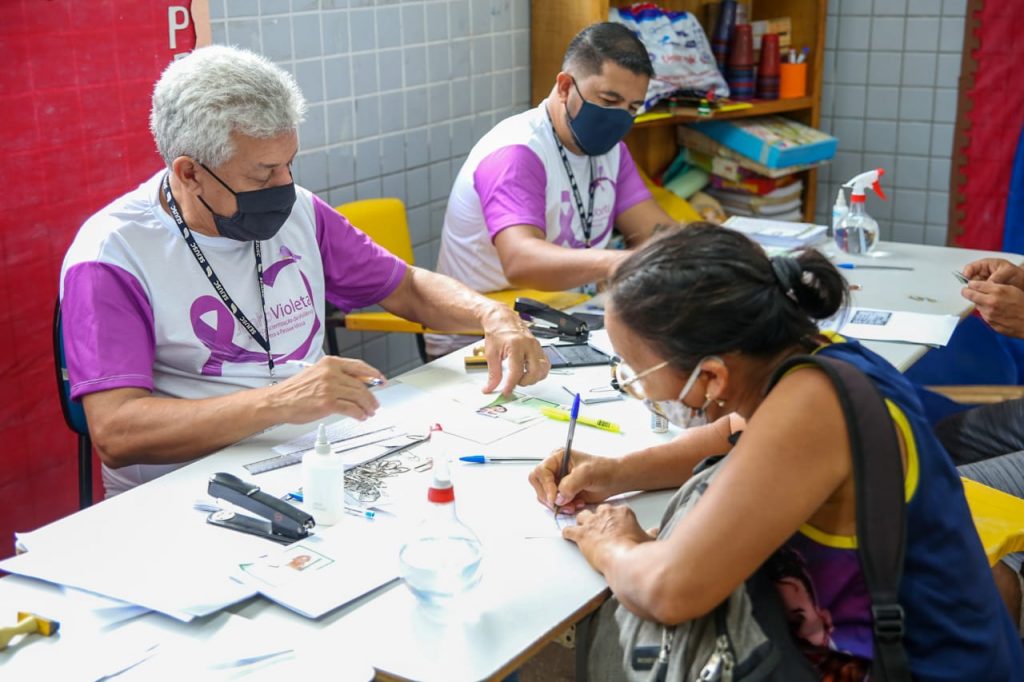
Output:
(585, 356), (912, 682)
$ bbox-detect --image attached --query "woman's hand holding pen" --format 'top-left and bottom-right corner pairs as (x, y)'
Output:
(265, 356), (386, 424)
(528, 447), (624, 513)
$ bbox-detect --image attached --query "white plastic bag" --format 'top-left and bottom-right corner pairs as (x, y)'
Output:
(611, 4), (729, 112)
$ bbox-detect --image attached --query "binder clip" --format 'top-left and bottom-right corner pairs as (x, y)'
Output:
(206, 472), (314, 545)
(514, 297), (591, 343)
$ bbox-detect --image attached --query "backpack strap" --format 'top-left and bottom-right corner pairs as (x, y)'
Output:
(768, 354), (912, 682)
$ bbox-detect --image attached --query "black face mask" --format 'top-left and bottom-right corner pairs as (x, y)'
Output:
(565, 77), (635, 156)
(197, 163), (296, 241)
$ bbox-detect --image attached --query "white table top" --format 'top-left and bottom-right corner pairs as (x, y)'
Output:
(2, 240), (1018, 681)
(826, 240), (1020, 370)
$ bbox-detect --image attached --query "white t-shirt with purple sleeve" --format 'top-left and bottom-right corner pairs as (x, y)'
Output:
(59, 170), (406, 496)
(430, 101), (650, 356)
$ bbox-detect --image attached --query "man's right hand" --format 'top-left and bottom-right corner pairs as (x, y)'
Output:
(962, 258), (1024, 289)
(528, 447), (622, 513)
(266, 356), (386, 424)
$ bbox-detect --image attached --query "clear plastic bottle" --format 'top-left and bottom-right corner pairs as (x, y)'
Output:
(302, 423), (345, 525)
(834, 169), (887, 255)
(398, 453), (482, 612)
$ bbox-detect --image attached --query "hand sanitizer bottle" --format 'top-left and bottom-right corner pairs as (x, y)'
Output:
(398, 452), (483, 613)
(302, 423), (345, 525)
(830, 187), (848, 238)
(834, 169), (887, 255)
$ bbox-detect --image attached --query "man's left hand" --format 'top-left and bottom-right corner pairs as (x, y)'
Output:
(479, 307), (549, 395)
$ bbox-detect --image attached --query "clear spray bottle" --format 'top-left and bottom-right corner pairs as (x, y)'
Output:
(834, 169), (887, 255)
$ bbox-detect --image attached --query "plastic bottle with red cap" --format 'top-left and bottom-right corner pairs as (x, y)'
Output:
(398, 429), (482, 612)
(835, 168), (887, 255)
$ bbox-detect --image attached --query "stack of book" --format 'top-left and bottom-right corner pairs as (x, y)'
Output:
(675, 117), (837, 223)
(707, 178), (804, 221)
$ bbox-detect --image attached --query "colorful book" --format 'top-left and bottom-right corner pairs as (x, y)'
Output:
(688, 116), (838, 168)
(677, 127), (822, 180)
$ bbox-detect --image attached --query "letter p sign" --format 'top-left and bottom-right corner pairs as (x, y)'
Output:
(168, 6), (191, 50)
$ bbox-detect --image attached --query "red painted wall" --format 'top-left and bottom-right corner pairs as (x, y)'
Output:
(0, 1), (199, 559)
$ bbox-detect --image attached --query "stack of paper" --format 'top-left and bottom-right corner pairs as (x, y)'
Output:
(724, 216), (828, 249)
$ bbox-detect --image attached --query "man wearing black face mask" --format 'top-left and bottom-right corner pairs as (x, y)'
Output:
(59, 46), (547, 498)
(429, 22), (680, 358)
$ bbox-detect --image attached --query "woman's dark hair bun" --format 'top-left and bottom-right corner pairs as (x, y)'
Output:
(790, 249), (848, 320)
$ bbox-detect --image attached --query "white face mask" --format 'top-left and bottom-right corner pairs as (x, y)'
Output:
(647, 358), (717, 429)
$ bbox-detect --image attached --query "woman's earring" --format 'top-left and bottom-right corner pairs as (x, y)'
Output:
(706, 393), (726, 408)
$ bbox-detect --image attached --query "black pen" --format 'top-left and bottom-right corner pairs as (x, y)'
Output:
(555, 393), (581, 516)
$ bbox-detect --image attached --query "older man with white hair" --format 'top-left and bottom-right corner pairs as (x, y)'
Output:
(60, 46), (547, 497)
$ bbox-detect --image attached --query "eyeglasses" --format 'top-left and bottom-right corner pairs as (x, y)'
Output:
(611, 359), (669, 400)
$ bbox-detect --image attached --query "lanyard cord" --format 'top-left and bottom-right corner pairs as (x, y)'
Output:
(161, 174), (276, 377)
(545, 106), (596, 248)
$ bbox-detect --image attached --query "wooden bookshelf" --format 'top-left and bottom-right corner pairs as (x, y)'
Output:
(530, 0), (827, 222)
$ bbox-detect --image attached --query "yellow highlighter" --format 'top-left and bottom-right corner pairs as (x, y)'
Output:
(540, 407), (621, 434)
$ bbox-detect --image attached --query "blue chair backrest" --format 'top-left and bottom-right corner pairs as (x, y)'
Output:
(53, 301), (89, 436)
(1002, 122), (1024, 254)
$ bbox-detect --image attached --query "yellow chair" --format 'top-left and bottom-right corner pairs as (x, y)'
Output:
(962, 477), (1024, 566)
(325, 198), (590, 359)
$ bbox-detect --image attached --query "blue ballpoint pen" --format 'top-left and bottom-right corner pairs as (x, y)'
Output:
(459, 455), (545, 464)
(553, 394), (581, 517)
(836, 263), (914, 271)
(285, 491), (376, 519)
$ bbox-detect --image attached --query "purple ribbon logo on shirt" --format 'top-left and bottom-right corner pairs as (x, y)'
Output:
(190, 246), (322, 376)
(552, 164), (616, 248)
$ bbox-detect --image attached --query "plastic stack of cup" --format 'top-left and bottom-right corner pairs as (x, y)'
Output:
(727, 24), (755, 101)
(756, 33), (781, 100)
(711, 0), (737, 72)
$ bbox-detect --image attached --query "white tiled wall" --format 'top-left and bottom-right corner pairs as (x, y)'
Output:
(815, 0), (965, 247)
(207, 0), (531, 376)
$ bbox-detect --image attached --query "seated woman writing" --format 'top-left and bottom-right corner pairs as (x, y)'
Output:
(528, 225), (1023, 679)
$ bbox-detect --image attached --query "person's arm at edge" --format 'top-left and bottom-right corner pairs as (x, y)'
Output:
(378, 266), (549, 393)
(610, 141), (678, 247)
(531, 413), (744, 510)
(494, 225), (630, 290)
(616, 413), (744, 491)
(613, 198), (678, 247)
(82, 354), (383, 468)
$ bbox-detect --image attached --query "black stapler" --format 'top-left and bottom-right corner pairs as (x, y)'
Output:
(514, 297), (592, 342)
(206, 472), (314, 544)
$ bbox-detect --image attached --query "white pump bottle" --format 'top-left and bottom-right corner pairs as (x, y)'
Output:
(302, 423), (345, 525)
(834, 169), (887, 254)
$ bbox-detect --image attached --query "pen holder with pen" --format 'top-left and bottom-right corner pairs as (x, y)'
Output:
(779, 62), (807, 99)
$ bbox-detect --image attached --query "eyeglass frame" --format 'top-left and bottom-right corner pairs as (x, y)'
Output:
(610, 358), (670, 400)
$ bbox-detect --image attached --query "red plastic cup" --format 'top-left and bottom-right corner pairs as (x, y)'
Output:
(729, 24), (754, 67)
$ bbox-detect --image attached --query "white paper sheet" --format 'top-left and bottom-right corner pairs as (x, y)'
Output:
(234, 524), (403, 619)
(836, 308), (959, 347)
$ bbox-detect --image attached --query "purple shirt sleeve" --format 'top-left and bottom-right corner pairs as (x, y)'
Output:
(313, 195), (408, 312)
(612, 142), (653, 221)
(62, 262), (156, 401)
(472, 145), (547, 241)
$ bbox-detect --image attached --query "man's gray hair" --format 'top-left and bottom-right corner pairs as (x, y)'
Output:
(150, 45), (307, 168)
